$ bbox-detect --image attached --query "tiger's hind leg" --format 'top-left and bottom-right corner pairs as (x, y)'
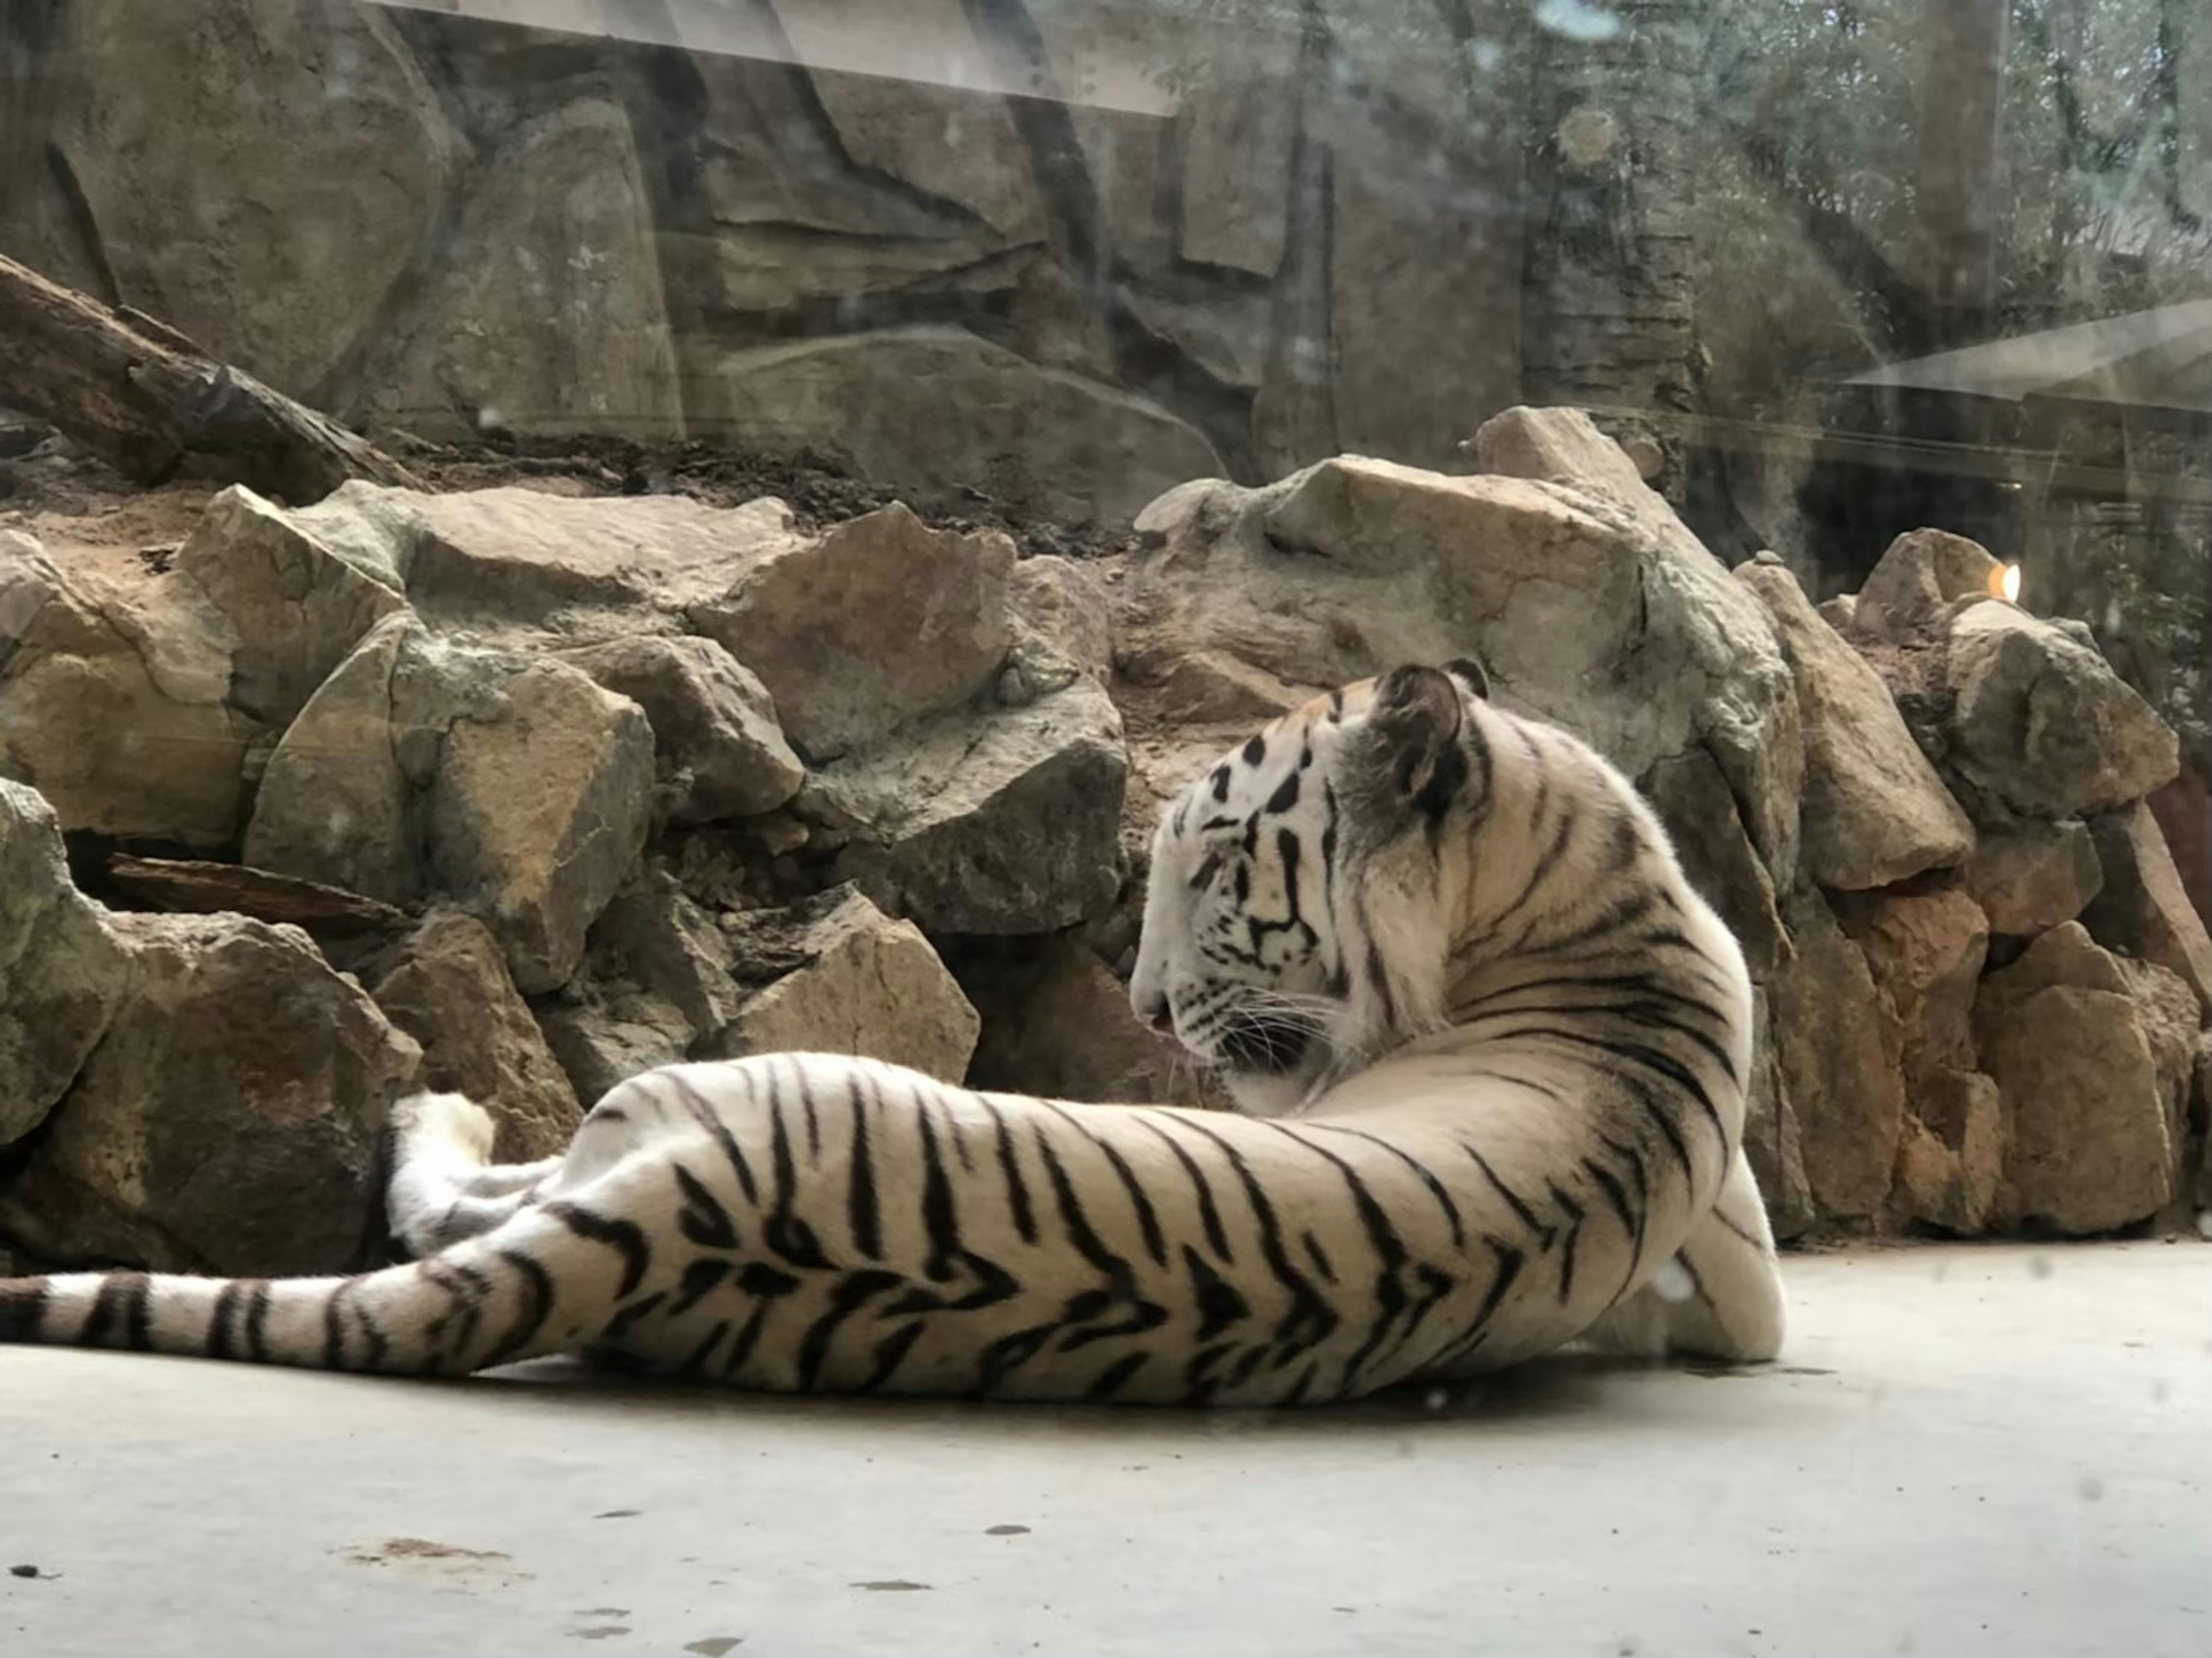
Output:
(385, 1092), (563, 1257)
(1582, 1147), (1786, 1364)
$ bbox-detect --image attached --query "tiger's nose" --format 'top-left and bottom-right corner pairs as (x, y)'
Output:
(1134, 989), (1175, 1038)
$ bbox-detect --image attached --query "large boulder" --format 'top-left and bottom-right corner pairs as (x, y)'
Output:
(295, 483), (803, 629)
(173, 484), (409, 726)
(356, 99), (681, 441)
(1741, 988), (1816, 1240)
(690, 504), (1014, 761)
(2196, 1033), (2212, 1214)
(1945, 603), (2179, 820)
(712, 886), (982, 1085)
(559, 635), (804, 826)
(1974, 924), (2177, 1234)
(362, 909), (582, 1164)
(1470, 407), (1803, 883)
(39, 0), (455, 401)
(1963, 819), (2104, 937)
(963, 937), (1214, 1108)
(2080, 803), (2212, 1011)
(810, 678), (1127, 936)
(1832, 885), (1998, 1235)
(0, 532), (261, 847)
(1641, 748), (1789, 978)
(1832, 886), (1988, 1087)
(587, 873), (745, 1042)
(1126, 418), (1801, 890)
(1892, 1068), (2004, 1235)
(1737, 558), (1975, 890)
(245, 614), (656, 993)
(683, 328), (1224, 525)
(537, 984), (693, 1110)
(1850, 529), (2003, 641)
(1003, 555), (1115, 699)
(0, 913), (421, 1274)
(1767, 889), (1908, 1219)
(0, 780), (129, 1147)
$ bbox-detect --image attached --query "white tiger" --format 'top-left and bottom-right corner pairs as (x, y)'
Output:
(0, 661), (1783, 1403)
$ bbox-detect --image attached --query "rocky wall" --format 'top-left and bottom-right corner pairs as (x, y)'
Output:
(0, 0), (1528, 522)
(1, 406), (2206, 1274)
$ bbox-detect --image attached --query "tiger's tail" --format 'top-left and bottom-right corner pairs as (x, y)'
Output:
(0, 1206), (616, 1376)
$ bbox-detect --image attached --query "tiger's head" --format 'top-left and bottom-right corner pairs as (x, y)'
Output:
(1128, 659), (1494, 1116)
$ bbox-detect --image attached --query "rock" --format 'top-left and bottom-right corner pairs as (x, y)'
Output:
(690, 504), (1013, 761)
(2115, 957), (2202, 1148)
(46, 0), (454, 399)
(245, 615), (656, 993)
(1737, 560), (1975, 889)
(963, 938), (1213, 1107)
(1979, 920), (2132, 998)
(1892, 1069), (2003, 1234)
(1173, 33), (1296, 276)
(2080, 804), (2212, 1010)
(362, 909), (582, 1163)
(559, 636), (804, 826)
(173, 485), (408, 726)
(1127, 434), (1801, 891)
(298, 483), (802, 629)
(1945, 602), (2179, 819)
(1116, 647), (1313, 726)
(1832, 887), (1988, 1086)
(588, 874), (743, 1041)
(2194, 1039), (2212, 1220)
(240, 614), (418, 904)
(1641, 748), (1789, 978)
(1434, 408), (1808, 883)
(0, 780), (128, 1147)
(1975, 925), (2176, 1233)
(812, 678), (1127, 936)
(0, 532), (260, 847)
(1817, 594), (1858, 632)
(1853, 529), (2003, 640)
(358, 100), (680, 441)
(1768, 888), (1908, 1219)
(536, 985), (692, 1109)
(1741, 988), (1816, 1240)
(1330, 156), (1518, 472)
(682, 328), (1224, 526)
(2147, 761), (2210, 936)
(712, 886), (981, 1086)
(806, 45), (1041, 239)
(0, 913), (419, 1275)
(1007, 556), (1115, 685)
(1963, 819), (2104, 936)
(2195, 1033), (2212, 1213)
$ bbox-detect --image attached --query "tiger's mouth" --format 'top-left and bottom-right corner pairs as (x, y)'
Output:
(1212, 1012), (1319, 1076)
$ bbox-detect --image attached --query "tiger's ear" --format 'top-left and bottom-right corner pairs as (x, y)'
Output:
(1368, 663), (1465, 802)
(1442, 655), (1490, 700)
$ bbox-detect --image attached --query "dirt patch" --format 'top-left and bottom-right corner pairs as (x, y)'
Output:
(341, 1536), (530, 1588)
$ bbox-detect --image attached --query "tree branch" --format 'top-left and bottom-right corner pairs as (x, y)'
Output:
(0, 251), (417, 503)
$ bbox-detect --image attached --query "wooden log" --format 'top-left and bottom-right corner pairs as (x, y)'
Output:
(0, 251), (419, 504)
(106, 855), (415, 938)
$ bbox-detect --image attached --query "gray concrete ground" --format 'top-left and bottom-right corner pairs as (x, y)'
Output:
(4, 1242), (2206, 1658)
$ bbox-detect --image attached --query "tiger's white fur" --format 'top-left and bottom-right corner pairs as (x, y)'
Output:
(0, 663), (1783, 1403)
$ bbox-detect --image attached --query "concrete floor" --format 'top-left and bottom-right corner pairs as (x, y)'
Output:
(4, 1243), (2206, 1658)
